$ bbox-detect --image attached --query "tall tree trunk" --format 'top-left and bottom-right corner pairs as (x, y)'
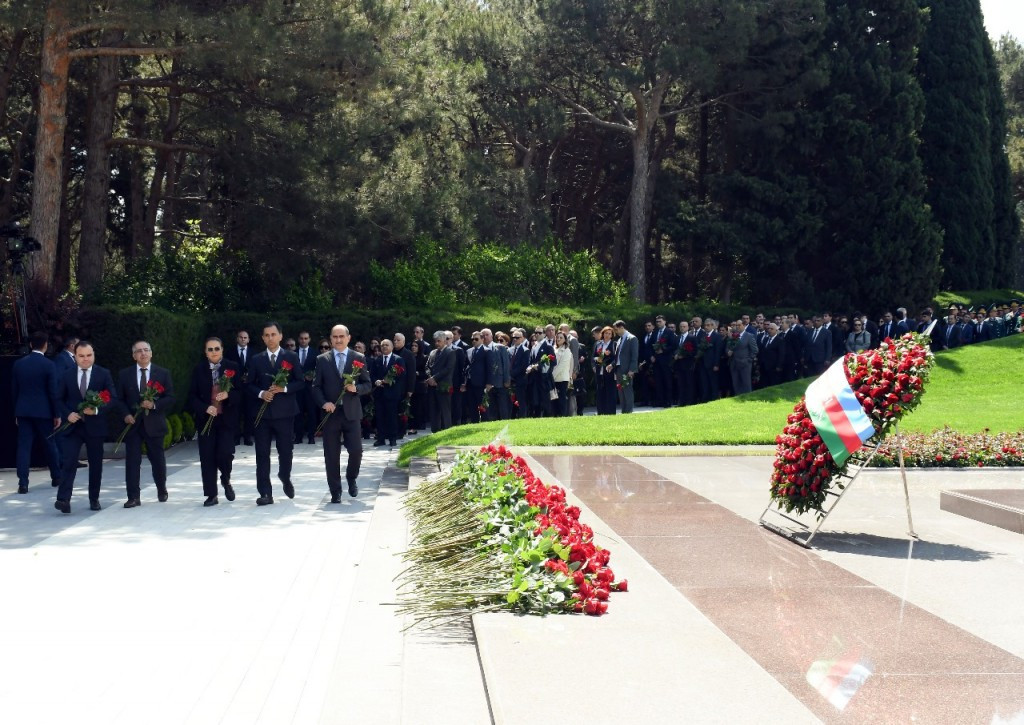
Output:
(0, 28), (29, 128)
(128, 93), (148, 257)
(0, 115), (31, 223)
(78, 29), (124, 293)
(515, 140), (536, 243)
(144, 63), (183, 249)
(29, 1), (70, 289)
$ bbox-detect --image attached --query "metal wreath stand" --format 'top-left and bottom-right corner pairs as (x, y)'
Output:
(758, 423), (917, 549)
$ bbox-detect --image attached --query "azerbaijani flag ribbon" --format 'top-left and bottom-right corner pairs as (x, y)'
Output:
(804, 359), (875, 466)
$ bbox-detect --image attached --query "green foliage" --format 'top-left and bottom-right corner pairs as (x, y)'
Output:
(93, 223), (246, 312)
(369, 237), (629, 308)
(283, 268), (335, 313)
(168, 414), (183, 445)
(398, 333), (1024, 465)
(180, 412), (195, 441)
(933, 289), (1024, 310)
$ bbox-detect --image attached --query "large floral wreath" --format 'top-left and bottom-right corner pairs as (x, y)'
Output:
(770, 334), (933, 514)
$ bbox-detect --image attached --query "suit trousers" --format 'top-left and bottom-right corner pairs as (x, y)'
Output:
(124, 425), (167, 499)
(466, 385), (484, 424)
(374, 392), (399, 444)
(450, 389), (464, 427)
(429, 388), (452, 432)
(653, 360), (673, 406)
(697, 366), (719, 403)
(323, 414), (362, 493)
(16, 416), (62, 487)
(58, 429), (104, 502)
(198, 418), (235, 497)
(486, 387), (510, 421)
(254, 415), (294, 497)
(730, 362), (753, 396)
(617, 374), (635, 413)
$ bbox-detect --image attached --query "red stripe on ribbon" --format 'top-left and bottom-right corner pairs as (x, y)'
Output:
(823, 395), (862, 453)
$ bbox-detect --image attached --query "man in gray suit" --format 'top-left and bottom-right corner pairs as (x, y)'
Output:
(425, 330), (455, 431)
(480, 328), (511, 420)
(311, 324), (372, 502)
(612, 320), (639, 413)
(727, 321), (759, 395)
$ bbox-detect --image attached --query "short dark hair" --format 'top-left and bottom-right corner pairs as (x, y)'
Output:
(205, 336), (223, 346)
(613, 320), (626, 329)
(451, 325), (462, 334)
(263, 321), (282, 335)
(655, 315), (665, 322)
(29, 331), (48, 351)
(74, 341), (93, 353)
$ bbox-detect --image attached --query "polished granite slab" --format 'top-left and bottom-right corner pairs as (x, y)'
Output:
(941, 489), (1024, 535)
(531, 453), (1024, 724)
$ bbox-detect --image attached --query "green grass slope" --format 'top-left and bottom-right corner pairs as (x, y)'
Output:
(398, 335), (1024, 465)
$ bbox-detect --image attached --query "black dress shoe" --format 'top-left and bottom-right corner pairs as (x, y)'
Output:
(17, 485), (28, 494)
(330, 492), (341, 504)
(373, 440), (385, 447)
(54, 499), (70, 514)
(244, 438), (254, 446)
(282, 480), (295, 499)
(347, 480), (358, 498)
(389, 440), (396, 447)
(203, 496), (219, 507)
(223, 483), (236, 501)
(51, 479), (61, 487)
(157, 487), (168, 503)
(90, 500), (101, 511)
(307, 438), (315, 444)
(123, 499), (141, 508)
(256, 496), (274, 506)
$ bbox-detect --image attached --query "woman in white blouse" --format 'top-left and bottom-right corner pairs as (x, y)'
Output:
(552, 331), (573, 416)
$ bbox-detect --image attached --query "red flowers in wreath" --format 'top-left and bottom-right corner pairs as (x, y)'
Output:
(770, 334), (933, 514)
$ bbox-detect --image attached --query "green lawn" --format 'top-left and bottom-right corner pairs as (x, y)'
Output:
(397, 334), (1024, 465)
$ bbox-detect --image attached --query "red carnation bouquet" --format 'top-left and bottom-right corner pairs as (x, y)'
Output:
(53, 389), (112, 436)
(770, 334), (933, 514)
(383, 362), (404, 386)
(255, 360), (293, 427)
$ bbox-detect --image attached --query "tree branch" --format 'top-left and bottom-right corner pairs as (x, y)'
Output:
(106, 137), (210, 154)
(68, 46), (187, 60)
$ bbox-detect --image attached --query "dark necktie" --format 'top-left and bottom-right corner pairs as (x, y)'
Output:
(139, 367), (148, 394)
(80, 369), (88, 397)
(270, 352), (277, 367)
(211, 364), (219, 384)
(240, 348), (245, 366)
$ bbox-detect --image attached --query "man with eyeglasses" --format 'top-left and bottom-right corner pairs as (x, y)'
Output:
(465, 331), (486, 424)
(116, 340), (175, 508)
(189, 337), (241, 506)
(509, 328), (530, 418)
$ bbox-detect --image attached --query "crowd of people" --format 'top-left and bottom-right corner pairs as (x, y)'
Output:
(9, 300), (1020, 512)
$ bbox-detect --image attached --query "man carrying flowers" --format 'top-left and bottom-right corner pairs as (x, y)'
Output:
(116, 340), (175, 508)
(55, 341), (117, 514)
(189, 336), (242, 506)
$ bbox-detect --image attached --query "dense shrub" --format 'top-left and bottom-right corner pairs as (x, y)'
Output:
(168, 414), (183, 445)
(180, 412), (196, 441)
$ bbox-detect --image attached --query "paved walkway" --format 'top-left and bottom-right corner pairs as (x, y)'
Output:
(3, 440), (1024, 724)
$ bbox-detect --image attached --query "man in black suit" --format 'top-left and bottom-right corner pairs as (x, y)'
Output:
(393, 332), (417, 434)
(480, 328), (510, 420)
(247, 322), (304, 506)
(189, 337), (241, 506)
(12, 331), (62, 494)
(224, 330), (254, 445)
(526, 327), (556, 417)
(509, 328), (530, 417)
(696, 319), (723, 402)
(821, 312), (844, 364)
(117, 340), (176, 507)
(759, 323), (787, 388)
(649, 315), (677, 407)
(312, 324), (372, 501)
(878, 311), (899, 344)
(52, 335), (78, 377)
(371, 338), (406, 447)
(465, 331), (486, 424)
(55, 341), (118, 514)
(425, 330), (455, 431)
(895, 307), (911, 336)
(294, 330), (318, 444)
(941, 310), (962, 350)
(448, 330), (468, 427)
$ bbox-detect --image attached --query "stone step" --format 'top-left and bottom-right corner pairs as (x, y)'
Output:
(940, 489), (1024, 535)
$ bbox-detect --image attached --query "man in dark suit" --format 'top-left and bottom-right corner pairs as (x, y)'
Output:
(393, 332), (418, 435)
(371, 338), (406, 447)
(526, 328), (555, 417)
(224, 330), (254, 445)
(312, 324), (372, 502)
(425, 331), (455, 431)
(804, 316), (832, 375)
(509, 328), (530, 417)
(895, 307), (911, 336)
(759, 323), (787, 388)
(480, 328), (510, 420)
(878, 311), (899, 344)
(294, 330), (318, 444)
(649, 315), (677, 407)
(613, 320), (639, 413)
(247, 322), (304, 505)
(448, 330), (468, 427)
(941, 310), (962, 349)
(465, 331), (487, 424)
(821, 312), (844, 364)
(674, 321), (696, 406)
(189, 337), (241, 506)
(117, 340), (175, 507)
(55, 341), (118, 514)
(12, 331), (62, 494)
(696, 319), (723, 402)
(52, 335), (78, 377)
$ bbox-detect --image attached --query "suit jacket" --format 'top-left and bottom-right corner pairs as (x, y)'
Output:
(510, 343), (530, 386)
(484, 344), (510, 387)
(698, 331), (724, 371)
(941, 322), (962, 350)
(452, 345), (469, 388)
(805, 327), (832, 367)
(615, 332), (639, 375)
(372, 354), (407, 402)
(397, 347), (417, 396)
(296, 346), (317, 378)
(246, 348), (305, 419)
(878, 320), (899, 343)
(52, 350), (77, 377)
(759, 334), (787, 375)
(896, 319), (910, 336)
(729, 332), (758, 366)
(59, 365), (117, 437)
(12, 351), (59, 418)
(224, 344), (254, 384)
(426, 345), (455, 387)
(824, 323), (844, 357)
(467, 345), (487, 386)
(311, 348), (372, 421)
(189, 359), (242, 428)
(957, 321), (975, 345)
(651, 327), (677, 365)
(117, 364), (176, 437)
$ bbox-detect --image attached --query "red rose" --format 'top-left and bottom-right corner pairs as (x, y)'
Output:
(584, 599), (600, 616)
(353, 360), (365, 370)
(614, 579), (628, 592)
(280, 360), (293, 370)
(224, 369), (236, 378)
(99, 390), (111, 403)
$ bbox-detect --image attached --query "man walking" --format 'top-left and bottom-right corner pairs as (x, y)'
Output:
(312, 325), (371, 502)
(189, 337), (240, 506)
(247, 322), (304, 506)
(117, 340), (175, 507)
(11, 331), (62, 494)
